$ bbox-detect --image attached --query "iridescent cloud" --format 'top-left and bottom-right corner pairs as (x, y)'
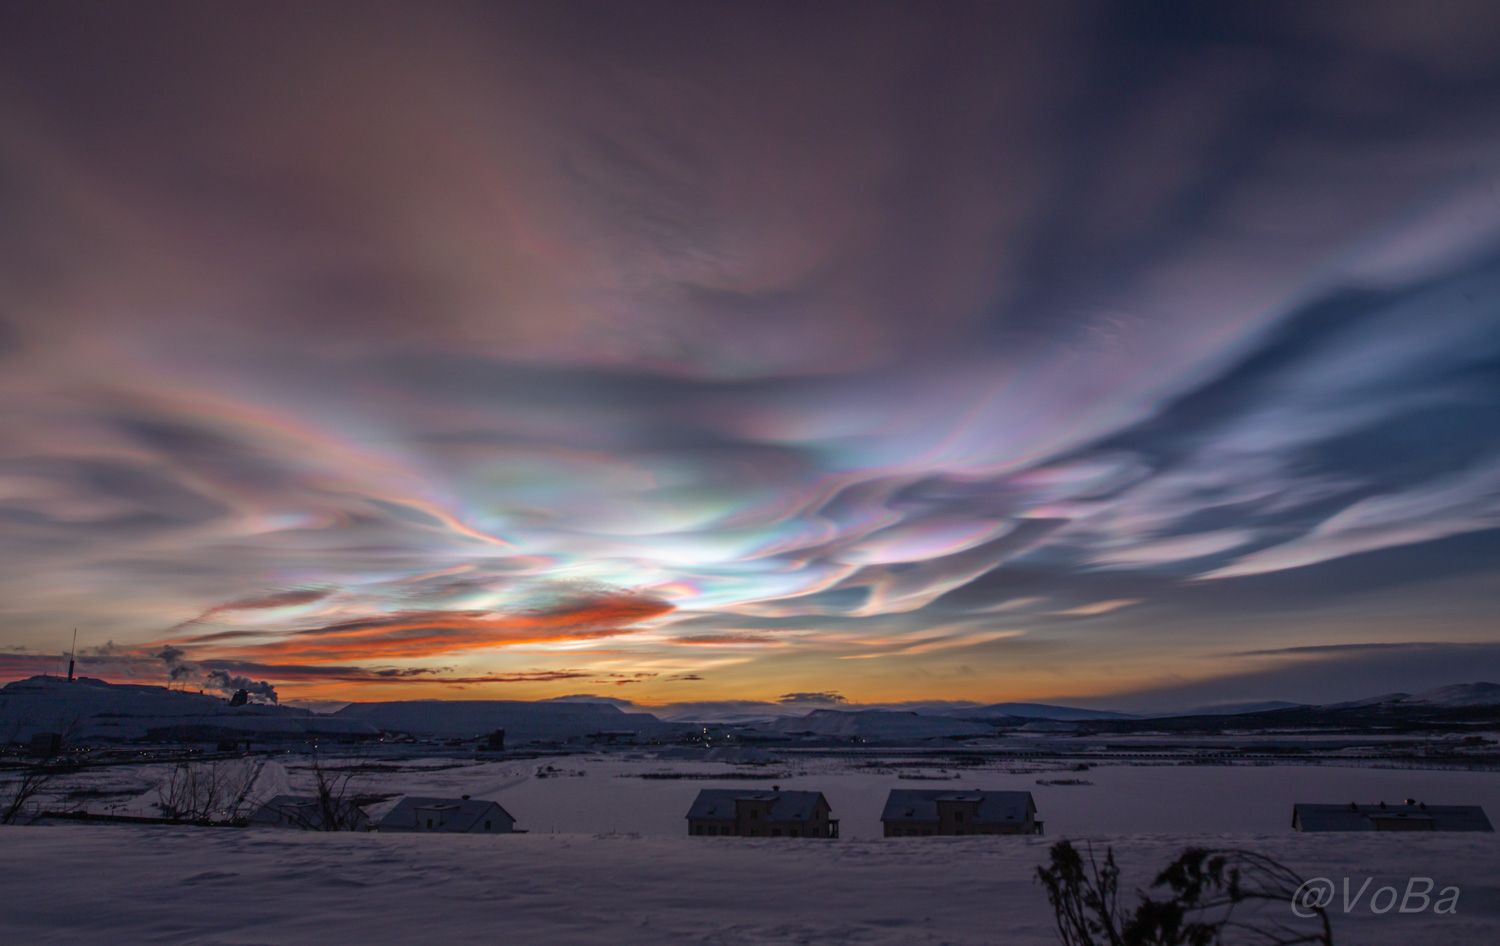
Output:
(2, 2), (1499, 705)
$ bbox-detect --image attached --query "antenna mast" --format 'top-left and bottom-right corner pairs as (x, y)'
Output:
(67, 628), (77, 683)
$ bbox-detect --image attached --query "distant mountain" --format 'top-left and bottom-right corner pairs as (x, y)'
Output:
(333, 699), (680, 743)
(1409, 682), (1500, 707)
(764, 709), (994, 741)
(1162, 700), (1307, 717)
(0, 676), (375, 741)
(969, 702), (1134, 721)
(1322, 683), (1500, 711)
(1326, 692), (1412, 709)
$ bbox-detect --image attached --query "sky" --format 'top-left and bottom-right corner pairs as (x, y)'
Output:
(1, 1), (1499, 711)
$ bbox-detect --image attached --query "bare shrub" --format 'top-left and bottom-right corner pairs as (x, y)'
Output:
(1036, 841), (1334, 946)
(156, 758), (261, 823)
(1, 763), (59, 824)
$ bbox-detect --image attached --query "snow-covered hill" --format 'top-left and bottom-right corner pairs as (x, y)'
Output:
(333, 699), (681, 743)
(1163, 700), (1307, 717)
(0, 676), (377, 741)
(1324, 682), (1500, 711)
(1410, 682), (1500, 707)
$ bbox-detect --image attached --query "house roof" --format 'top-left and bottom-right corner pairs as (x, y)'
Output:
(249, 794), (367, 827)
(880, 789), (1036, 825)
(378, 796), (515, 832)
(1293, 802), (1492, 832)
(686, 789), (827, 821)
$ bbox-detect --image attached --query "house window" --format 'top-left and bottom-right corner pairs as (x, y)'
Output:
(485, 821), (492, 831)
(426, 818), (434, 829)
(954, 812), (964, 823)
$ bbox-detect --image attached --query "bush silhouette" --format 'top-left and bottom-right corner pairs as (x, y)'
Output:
(1035, 841), (1333, 945)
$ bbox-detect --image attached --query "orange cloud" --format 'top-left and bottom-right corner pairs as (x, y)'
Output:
(167, 593), (674, 665)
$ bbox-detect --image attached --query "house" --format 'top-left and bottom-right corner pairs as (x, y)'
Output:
(686, 787), (838, 838)
(378, 795), (518, 833)
(881, 789), (1041, 836)
(248, 794), (370, 831)
(1292, 801), (1493, 832)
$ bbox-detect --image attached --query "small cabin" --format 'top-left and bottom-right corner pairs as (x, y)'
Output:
(248, 794), (370, 831)
(687, 788), (838, 838)
(1292, 801), (1493, 832)
(881, 789), (1041, 836)
(378, 795), (518, 834)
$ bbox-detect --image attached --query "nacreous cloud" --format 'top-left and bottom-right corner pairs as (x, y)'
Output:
(2, 2), (1499, 702)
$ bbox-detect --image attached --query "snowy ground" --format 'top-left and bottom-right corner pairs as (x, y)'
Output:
(7, 753), (1499, 943)
(24, 753), (1500, 837)
(1, 825), (1496, 944)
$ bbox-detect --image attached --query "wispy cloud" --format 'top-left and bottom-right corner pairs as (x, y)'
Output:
(1, 3), (1498, 702)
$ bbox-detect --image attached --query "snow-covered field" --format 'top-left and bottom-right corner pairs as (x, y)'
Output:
(27, 754), (1500, 837)
(1, 825), (1496, 945)
(7, 753), (1499, 943)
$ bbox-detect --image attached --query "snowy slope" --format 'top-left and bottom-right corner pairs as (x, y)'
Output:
(0, 826), (1493, 945)
(333, 699), (680, 743)
(1322, 683), (1500, 711)
(1410, 682), (1500, 707)
(0, 676), (376, 741)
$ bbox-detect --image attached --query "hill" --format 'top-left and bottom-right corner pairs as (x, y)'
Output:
(968, 702), (1134, 721)
(0, 676), (376, 742)
(332, 698), (681, 744)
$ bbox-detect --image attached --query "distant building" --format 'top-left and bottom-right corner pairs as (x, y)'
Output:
(687, 788), (838, 838)
(379, 795), (517, 834)
(248, 794), (370, 831)
(482, 729), (506, 752)
(1292, 801), (1493, 832)
(881, 789), (1041, 836)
